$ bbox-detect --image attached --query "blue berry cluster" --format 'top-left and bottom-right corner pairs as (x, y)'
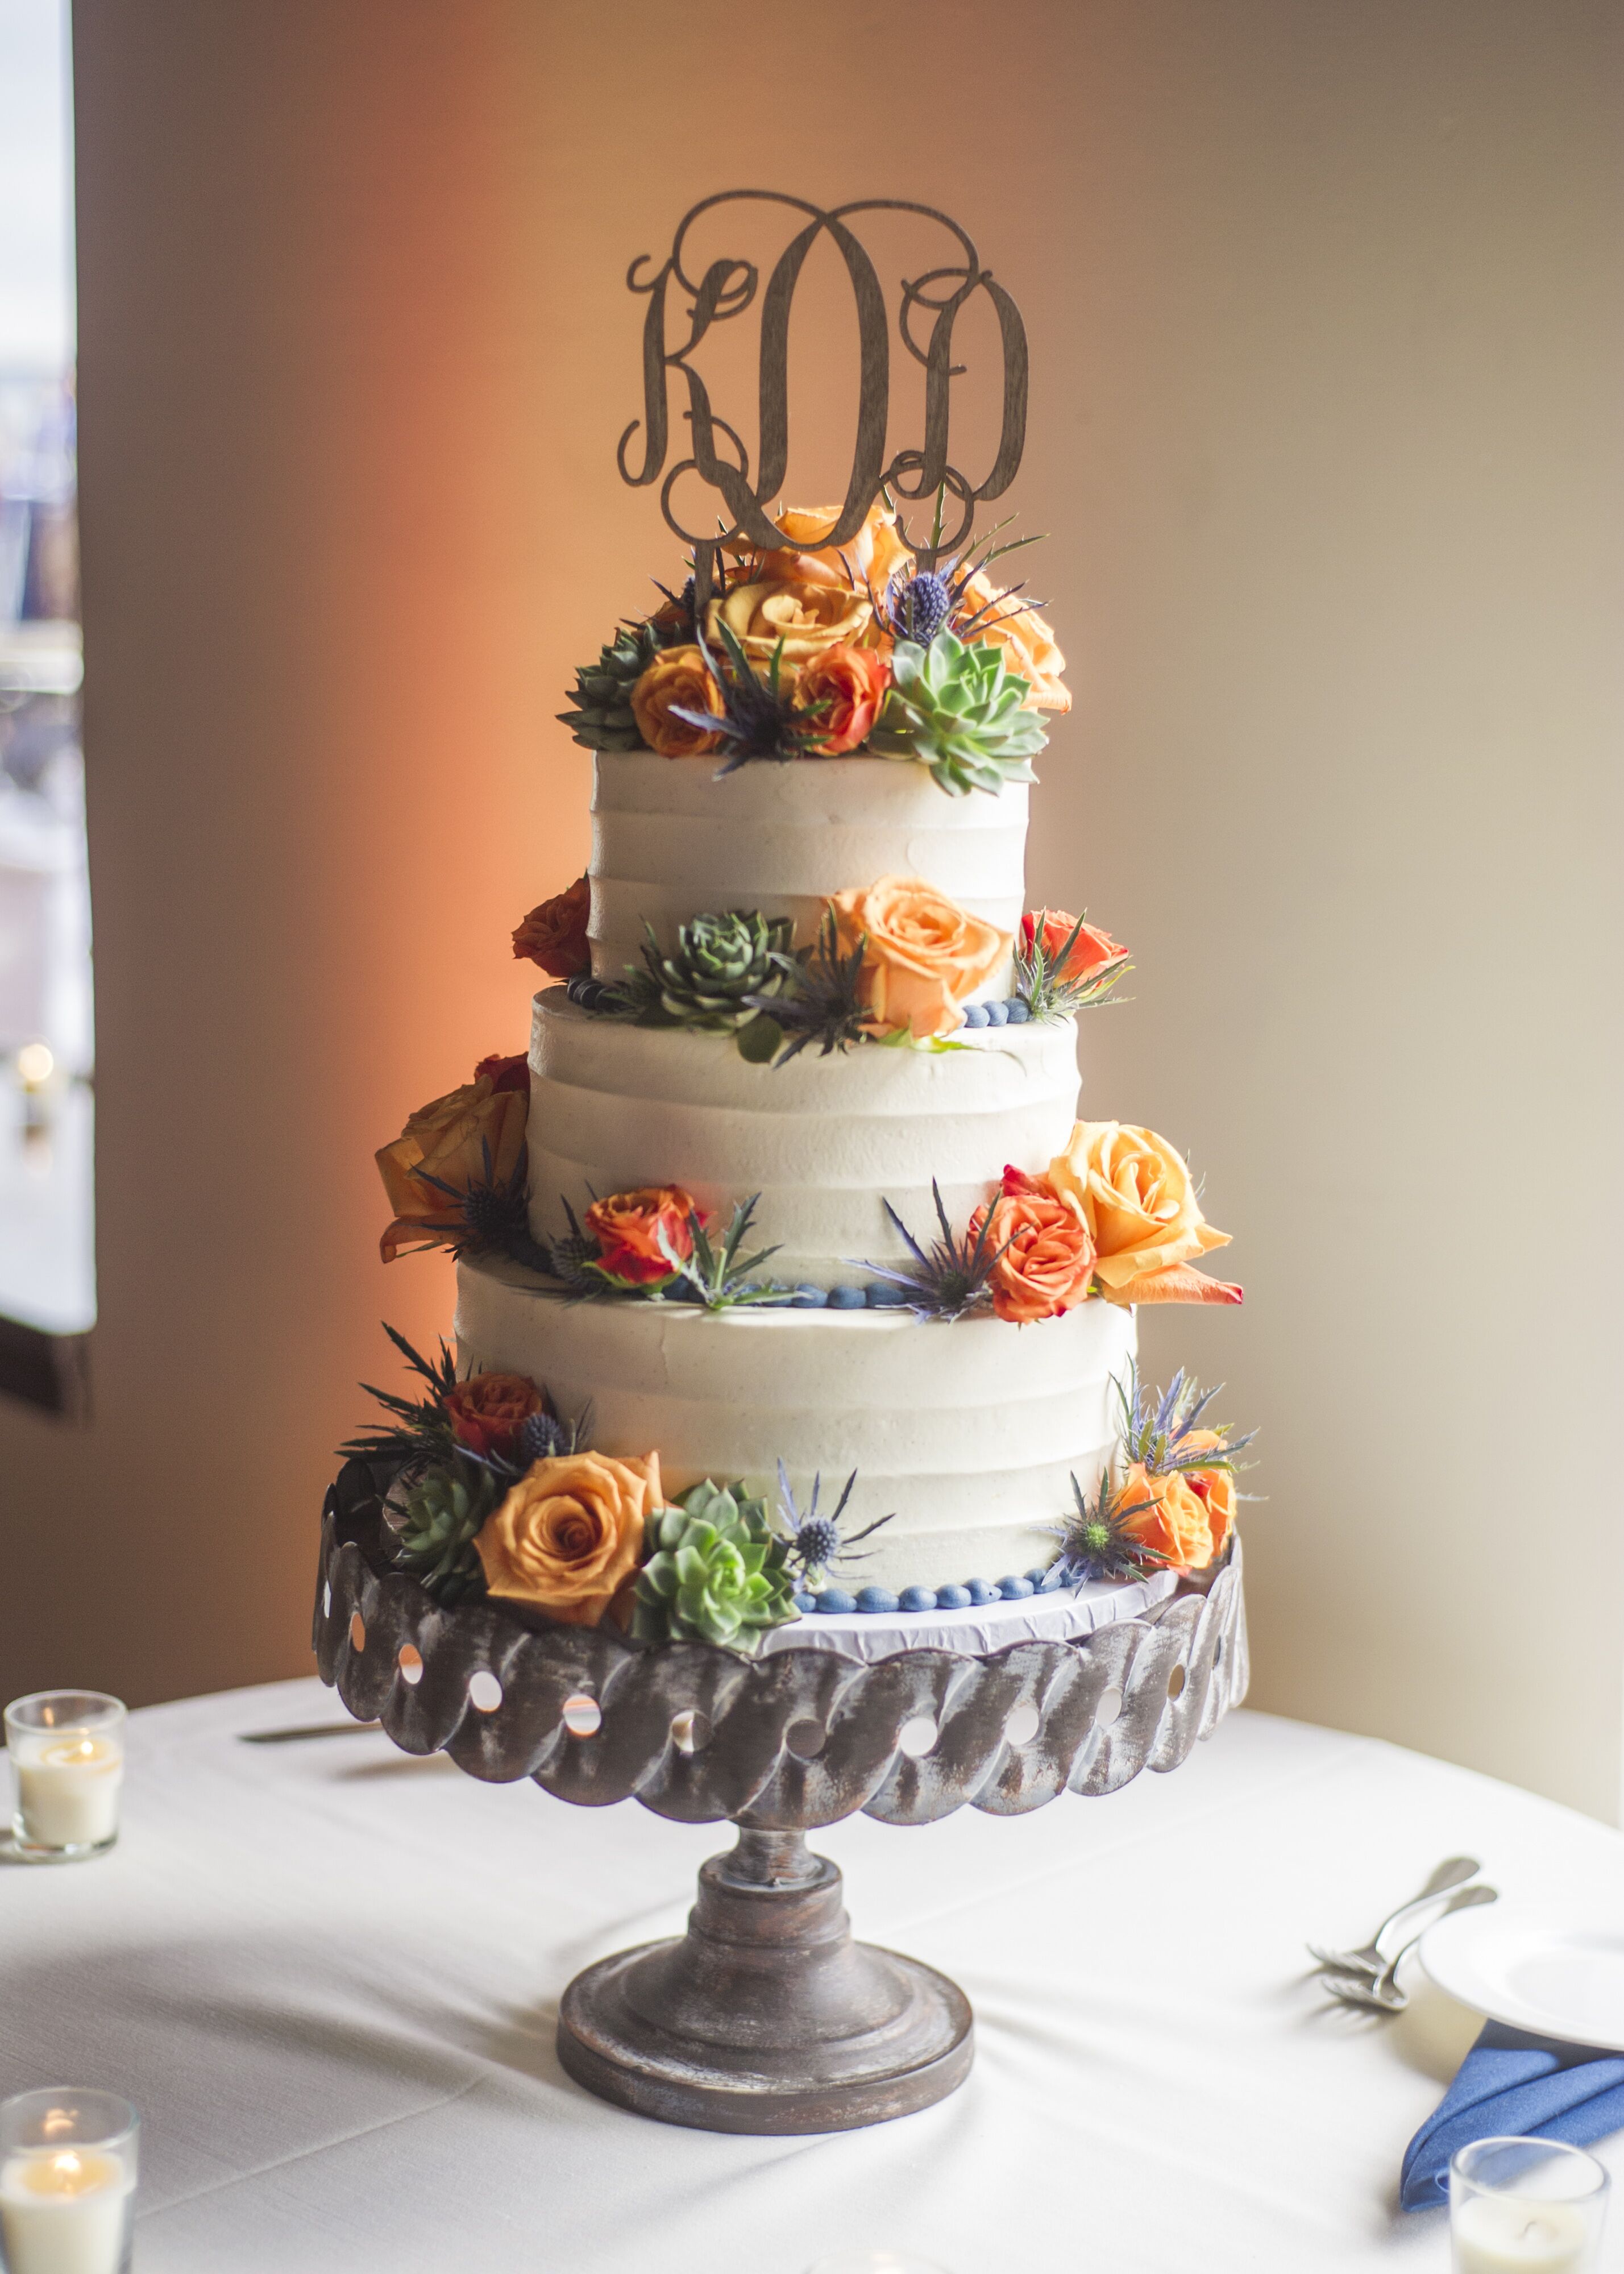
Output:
(960, 995), (1033, 1028)
(792, 1565), (1067, 1617)
(566, 972), (617, 1012)
(785, 1283), (911, 1309)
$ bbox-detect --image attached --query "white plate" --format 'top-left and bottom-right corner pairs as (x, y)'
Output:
(1420, 1903), (1624, 2049)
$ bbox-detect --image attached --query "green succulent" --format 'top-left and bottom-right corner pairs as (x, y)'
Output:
(869, 630), (1049, 796)
(387, 1454), (501, 1605)
(631, 1479), (799, 1651)
(639, 910), (794, 1035)
(559, 617), (675, 752)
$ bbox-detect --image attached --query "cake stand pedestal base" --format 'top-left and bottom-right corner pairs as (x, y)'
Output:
(556, 1828), (973, 2135)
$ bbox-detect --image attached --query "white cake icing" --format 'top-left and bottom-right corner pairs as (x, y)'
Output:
(589, 751), (1025, 996)
(455, 1253), (1137, 1594)
(526, 990), (1081, 1287)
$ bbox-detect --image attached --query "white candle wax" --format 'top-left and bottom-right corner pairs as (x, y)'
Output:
(0, 2147), (134, 2274)
(13, 1736), (123, 1849)
(1453, 2192), (1594, 2273)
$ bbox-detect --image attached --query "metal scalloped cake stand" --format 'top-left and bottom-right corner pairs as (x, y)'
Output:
(315, 1458), (1248, 2134)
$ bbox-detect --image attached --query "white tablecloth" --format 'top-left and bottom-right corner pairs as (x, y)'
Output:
(4, 1680), (1623, 2273)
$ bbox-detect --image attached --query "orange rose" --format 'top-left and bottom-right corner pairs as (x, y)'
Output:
(630, 646), (724, 758)
(1182, 1433), (1237, 1563)
(1045, 1122), (1240, 1306)
(513, 876), (591, 978)
(1118, 1452), (1233, 1574)
(475, 1450), (661, 1626)
(376, 1067), (528, 1263)
(706, 578), (872, 669)
(445, 1371), (543, 1459)
(584, 1185), (698, 1285)
(798, 642), (892, 754)
(959, 568), (1069, 711)
(1020, 909), (1128, 987)
(751, 498), (912, 596)
(967, 1166), (1096, 1323)
(829, 874), (1011, 1040)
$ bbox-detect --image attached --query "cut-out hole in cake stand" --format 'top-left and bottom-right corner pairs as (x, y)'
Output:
(323, 1581), (332, 1617)
(670, 1710), (710, 1754)
(1166, 1665), (1187, 1700)
(468, 1670), (503, 1715)
(1094, 1685), (1123, 1728)
(562, 1694), (601, 1738)
(348, 1611), (366, 1654)
(898, 1715), (937, 1758)
(1003, 1702), (1041, 1748)
(786, 1717), (826, 1761)
(397, 1644), (423, 1687)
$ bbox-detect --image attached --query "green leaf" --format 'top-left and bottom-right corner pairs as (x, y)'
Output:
(734, 1012), (783, 1064)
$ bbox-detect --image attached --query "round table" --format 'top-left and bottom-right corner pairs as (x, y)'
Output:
(3, 1679), (1622, 2273)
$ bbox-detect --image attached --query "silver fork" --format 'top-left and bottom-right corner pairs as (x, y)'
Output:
(1321, 1882), (1498, 2012)
(1307, 1854), (1482, 1978)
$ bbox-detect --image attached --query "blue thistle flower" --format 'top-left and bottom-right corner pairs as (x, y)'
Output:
(774, 1462), (894, 1588)
(1048, 1470), (1168, 1588)
(517, 1409), (569, 1464)
(878, 568), (953, 648)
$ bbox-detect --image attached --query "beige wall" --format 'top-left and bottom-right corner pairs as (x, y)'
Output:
(3, 2), (1618, 1812)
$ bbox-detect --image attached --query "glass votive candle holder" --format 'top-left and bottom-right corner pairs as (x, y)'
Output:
(1451, 2137), (1609, 2272)
(5, 1694), (126, 1861)
(0, 2089), (138, 2274)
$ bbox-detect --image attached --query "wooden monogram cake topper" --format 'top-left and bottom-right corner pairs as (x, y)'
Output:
(618, 192), (1029, 601)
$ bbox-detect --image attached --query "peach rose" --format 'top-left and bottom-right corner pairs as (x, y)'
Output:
(707, 578), (872, 670)
(959, 567), (1070, 711)
(798, 642), (891, 754)
(445, 1371), (543, 1459)
(752, 498), (912, 596)
(584, 1185), (698, 1285)
(376, 1067), (528, 1263)
(967, 1165), (1097, 1323)
(1020, 909), (1128, 987)
(513, 876), (591, 978)
(630, 646), (724, 758)
(1118, 1451), (1233, 1574)
(1044, 1122), (1240, 1306)
(829, 874), (1011, 1040)
(475, 1450), (661, 1626)
(1182, 1433), (1237, 1563)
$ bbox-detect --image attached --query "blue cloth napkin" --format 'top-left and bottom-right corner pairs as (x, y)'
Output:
(1401, 2022), (1624, 2209)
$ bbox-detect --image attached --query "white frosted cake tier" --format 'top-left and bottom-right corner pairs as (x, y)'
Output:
(455, 1254), (1137, 1593)
(588, 750), (1026, 995)
(526, 990), (1082, 1287)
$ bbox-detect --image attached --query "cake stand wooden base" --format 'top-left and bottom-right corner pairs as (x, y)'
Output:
(555, 1828), (973, 2134)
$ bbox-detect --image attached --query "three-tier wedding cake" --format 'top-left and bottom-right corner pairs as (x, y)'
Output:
(354, 487), (1250, 1660)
